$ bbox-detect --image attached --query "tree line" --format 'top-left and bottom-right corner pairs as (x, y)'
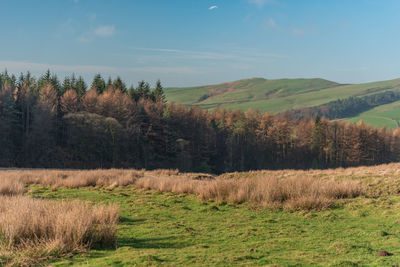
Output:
(1, 71), (400, 173)
(284, 90), (400, 120)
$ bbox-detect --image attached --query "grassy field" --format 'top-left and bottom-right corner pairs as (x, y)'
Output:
(345, 101), (400, 129)
(165, 77), (400, 128)
(2, 166), (400, 265)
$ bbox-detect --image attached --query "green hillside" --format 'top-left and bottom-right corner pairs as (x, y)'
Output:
(345, 101), (400, 129)
(165, 77), (400, 128)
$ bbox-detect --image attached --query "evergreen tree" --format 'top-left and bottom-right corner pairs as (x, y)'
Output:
(106, 77), (113, 90)
(91, 74), (106, 94)
(136, 80), (151, 100)
(152, 80), (166, 103)
(62, 77), (72, 96)
(75, 76), (87, 97)
(113, 76), (127, 93)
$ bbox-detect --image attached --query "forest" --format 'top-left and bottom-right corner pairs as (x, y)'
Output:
(1, 71), (400, 174)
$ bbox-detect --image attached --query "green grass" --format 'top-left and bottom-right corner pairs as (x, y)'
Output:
(346, 100), (400, 129)
(26, 185), (400, 266)
(165, 77), (400, 128)
(165, 78), (340, 109)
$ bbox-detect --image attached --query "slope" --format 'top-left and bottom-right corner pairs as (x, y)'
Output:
(165, 78), (339, 110)
(165, 78), (400, 129)
(165, 78), (400, 114)
(345, 100), (400, 129)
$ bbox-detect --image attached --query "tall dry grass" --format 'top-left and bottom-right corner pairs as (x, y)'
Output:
(0, 196), (119, 265)
(0, 167), (368, 210)
(19, 169), (144, 188)
(0, 177), (25, 196)
(135, 175), (364, 210)
(0, 168), (190, 194)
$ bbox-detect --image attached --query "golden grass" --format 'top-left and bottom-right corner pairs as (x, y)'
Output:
(135, 175), (363, 210)
(4, 163), (400, 213)
(0, 177), (25, 196)
(0, 196), (118, 266)
(217, 163), (400, 197)
(17, 169), (144, 189)
(0, 169), (207, 194)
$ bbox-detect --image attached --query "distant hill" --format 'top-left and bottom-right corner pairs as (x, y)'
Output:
(165, 77), (400, 129)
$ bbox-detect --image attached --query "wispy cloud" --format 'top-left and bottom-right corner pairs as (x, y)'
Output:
(291, 26), (319, 37)
(55, 18), (78, 38)
(130, 66), (201, 75)
(128, 47), (287, 61)
(209, 5), (218, 10)
(248, 0), (276, 8)
(334, 67), (369, 72)
(94, 25), (115, 37)
(0, 60), (203, 76)
(77, 25), (116, 42)
(0, 60), (118, 74)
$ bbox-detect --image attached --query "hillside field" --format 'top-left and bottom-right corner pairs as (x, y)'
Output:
(165, 77), (400, 129)
(2, 166), (400, 266)
(346, 101), (400, 129)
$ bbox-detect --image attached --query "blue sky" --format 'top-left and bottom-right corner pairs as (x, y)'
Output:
(1, 0), (400, 87)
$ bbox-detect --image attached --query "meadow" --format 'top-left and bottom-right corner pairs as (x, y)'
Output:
(165, 77), (400, 128)
(345, 100), (400, 129)
(2, 166), (400, 265)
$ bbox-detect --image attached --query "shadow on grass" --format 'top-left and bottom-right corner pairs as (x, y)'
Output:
(117, 236), (189, 249)
(119, 216), (146, 225)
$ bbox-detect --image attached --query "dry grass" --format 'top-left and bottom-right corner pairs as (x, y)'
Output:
(4, 163), (399, 212)
(0, 178), (25, 196)
(0, 196), (119, 266)
(135, 175), (363, 210)
(19, 169), (144, 189)
(218, 163), (400, 197)
(0, 168), (206, 194)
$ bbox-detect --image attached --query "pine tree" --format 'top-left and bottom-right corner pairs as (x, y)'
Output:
(106, 77), (113, 91)
(91, 74), (106, 94)
(113, 76), (127, 93)
(136, 80), (151, 100)
(75, 76), (87, 98)
(152, 80), (166, 103)
(62, 77), (72, 96)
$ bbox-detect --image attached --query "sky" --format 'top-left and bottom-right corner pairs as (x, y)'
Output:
(1, 0), (400, 87)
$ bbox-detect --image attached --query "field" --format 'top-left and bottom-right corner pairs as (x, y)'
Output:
(1, 166), (400, 266)
(345, 101), (400, 129)
(165, 77), (400, 128)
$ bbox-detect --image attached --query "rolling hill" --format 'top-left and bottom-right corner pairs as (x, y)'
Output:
(165, 77), (400, 129)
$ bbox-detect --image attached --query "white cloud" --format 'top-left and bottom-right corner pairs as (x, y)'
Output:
(94, 25), (115, 37)
(0, 60), (118, 74)
(209, 5), (218, 10)
(334, 67), (369, 72)
(130, 66), (201, 75)
(0, 60), (202, 77)
(128, 47), (288, 61)
(248, 0), (276, 8)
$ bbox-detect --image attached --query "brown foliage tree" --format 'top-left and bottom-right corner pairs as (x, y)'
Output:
(60, 89), (79, 113)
